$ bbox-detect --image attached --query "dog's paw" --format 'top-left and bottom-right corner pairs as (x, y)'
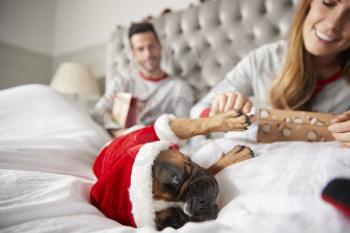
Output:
(226, 110), (251, 124)
(214, 111), (251, 132)
(222, 111), (251, 131)
(222, 145), (254, 164)
(209, 145), (254, 175)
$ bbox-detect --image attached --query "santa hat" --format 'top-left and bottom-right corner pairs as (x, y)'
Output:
(90, 114), (185, 228)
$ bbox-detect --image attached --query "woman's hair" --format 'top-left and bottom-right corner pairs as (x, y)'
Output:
(270, 0), (350, 110)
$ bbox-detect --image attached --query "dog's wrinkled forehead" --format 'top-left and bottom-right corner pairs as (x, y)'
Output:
(152, 149), (195, 201)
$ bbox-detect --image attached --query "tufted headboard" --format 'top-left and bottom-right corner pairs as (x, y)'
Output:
(106, 0), (299, 101)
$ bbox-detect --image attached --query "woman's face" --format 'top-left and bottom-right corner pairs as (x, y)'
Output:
(303, 0), (350, 60)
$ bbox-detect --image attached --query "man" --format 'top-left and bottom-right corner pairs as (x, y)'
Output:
(92, 22), (194, 137)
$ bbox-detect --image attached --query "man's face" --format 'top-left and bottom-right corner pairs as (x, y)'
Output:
(303, 0), (350, 61)
(130, 31), (162, 75)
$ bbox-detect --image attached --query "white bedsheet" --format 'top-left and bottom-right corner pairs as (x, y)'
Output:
(0, 84), (349, 233)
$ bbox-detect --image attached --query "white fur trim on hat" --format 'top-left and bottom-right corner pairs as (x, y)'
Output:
(129, 141), (172, 228)
(154, 114), (186, 145)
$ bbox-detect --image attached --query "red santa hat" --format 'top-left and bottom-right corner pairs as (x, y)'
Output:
(90, 114), (185, 228)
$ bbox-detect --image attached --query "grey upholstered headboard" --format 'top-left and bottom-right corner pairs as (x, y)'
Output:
(106, 0), (299, 100)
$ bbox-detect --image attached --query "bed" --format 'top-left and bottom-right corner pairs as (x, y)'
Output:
(1, 0), (350, 232)
(1, 84), (350, 233)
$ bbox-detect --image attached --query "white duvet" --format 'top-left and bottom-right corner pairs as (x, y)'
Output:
(0, 84), (349, 233)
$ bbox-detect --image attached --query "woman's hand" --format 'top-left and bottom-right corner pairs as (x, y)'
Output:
(209, 92), (252, 116)
(328, 111), (350, 147)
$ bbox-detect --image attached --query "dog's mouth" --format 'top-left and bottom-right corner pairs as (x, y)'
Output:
(183, 168), (219, 220)
(183, 202), (193, 216)
(183, 195), (218, 221)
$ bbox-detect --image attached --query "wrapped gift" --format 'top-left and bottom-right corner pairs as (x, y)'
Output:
(112, 92), (138, 128)
(257, 108), (336, 143)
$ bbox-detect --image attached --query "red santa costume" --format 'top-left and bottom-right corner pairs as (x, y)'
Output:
(90, 114), (184, 228)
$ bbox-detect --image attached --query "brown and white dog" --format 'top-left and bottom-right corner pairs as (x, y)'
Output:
(153, 144), (254, 230)
(90, 111), (254, 230)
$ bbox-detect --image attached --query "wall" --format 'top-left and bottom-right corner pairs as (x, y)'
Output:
(0, 0), (198, 90)
(0, 0), (55, 55)
(54, 0), (198, 56)
(0, 0), (55, 89)
(0, 42), (53, 89)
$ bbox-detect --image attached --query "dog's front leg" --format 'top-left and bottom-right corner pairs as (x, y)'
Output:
(169, 110), (251, 139)
(208, 145), (254, 175)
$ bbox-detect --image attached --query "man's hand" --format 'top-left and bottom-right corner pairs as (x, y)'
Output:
(210, 92), (252, 116)
(328, 111), (350, 147)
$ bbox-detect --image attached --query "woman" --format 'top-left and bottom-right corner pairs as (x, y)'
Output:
(191, 0), (350, 146)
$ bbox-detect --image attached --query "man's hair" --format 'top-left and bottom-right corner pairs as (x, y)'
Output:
(128, 22), (159, 42)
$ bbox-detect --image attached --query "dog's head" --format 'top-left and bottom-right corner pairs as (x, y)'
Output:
(152, 149), (219, 230)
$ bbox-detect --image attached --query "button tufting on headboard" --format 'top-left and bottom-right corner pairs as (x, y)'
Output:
(106, 0), (299, 101)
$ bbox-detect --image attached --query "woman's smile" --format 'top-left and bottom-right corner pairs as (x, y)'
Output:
(314, 28), (337, 43)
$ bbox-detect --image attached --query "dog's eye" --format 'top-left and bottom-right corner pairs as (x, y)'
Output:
(167, 168), (183, 186)
(172, 175), (179, 184)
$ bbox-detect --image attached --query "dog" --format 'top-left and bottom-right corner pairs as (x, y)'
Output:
(153, 144), (254, 230)
(90, 110), (254, 230)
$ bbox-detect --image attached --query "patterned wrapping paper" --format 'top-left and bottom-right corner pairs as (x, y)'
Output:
(257, 108), (336, 143)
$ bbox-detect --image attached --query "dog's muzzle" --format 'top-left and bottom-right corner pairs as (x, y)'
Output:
(183, 167), (219, 221)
